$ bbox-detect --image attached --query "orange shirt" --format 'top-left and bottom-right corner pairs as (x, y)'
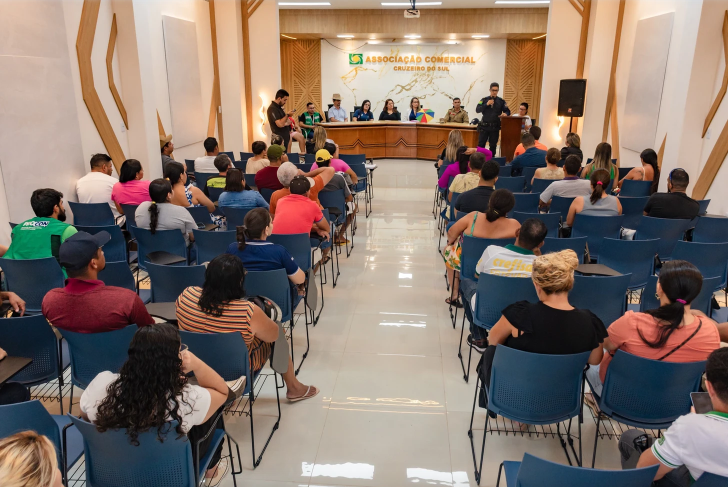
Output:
(269, 175), (324, 215)
(599, 311), (719, 383)
(514, 140), (548, 158)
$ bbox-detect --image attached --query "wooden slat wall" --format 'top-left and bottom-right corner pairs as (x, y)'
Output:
(280, 39), (322, 115)
(504, 39), (546, 130)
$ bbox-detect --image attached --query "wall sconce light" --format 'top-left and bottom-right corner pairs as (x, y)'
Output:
(259, 94), (268, 138)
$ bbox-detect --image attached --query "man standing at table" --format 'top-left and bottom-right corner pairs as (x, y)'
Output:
(441, 97), (469, 124)
(328, 94), (348, 122)
(476, 82), (510, 154)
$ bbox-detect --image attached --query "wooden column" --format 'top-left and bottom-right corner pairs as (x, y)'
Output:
(242, 0), (264, 147)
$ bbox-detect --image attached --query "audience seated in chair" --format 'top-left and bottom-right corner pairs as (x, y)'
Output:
(509, 131), (547, 177)
(560, 132), (583, 162)
(636, 347), (728, 484)
(80, 324), (231, 485)
(0, 347), (30, 405)
(437, 129), (465, 169)
(449, 152), (486, 200)
(175, 254), (318, 403)
(194, 137), (220, 174)
(312, 126), (338, 157)
(532, 148), (564, 183)
(454, 159), (500, 214)
(565, 169), (622, 228)
(514, 125), (548, 158)
(311, 143), (359, 185)
(0, 431), (63, 487)
(643, 168), (700, 220)
(111, 159), (151, 211)
(0, 292), (25, 316)
(582, 142), (616, 180)
(135, 179), (197, 246)
(617, 148), (659, 194)
(202, 154), (232, 197)
(443, 189), (520, 308)
(217, 168), (268, 210)
(269, 159), (335, 216)
(3, 189), (77, 262)
(255, 145), (286, 191)
(76, 153), (122, 224)
(439, 146), (472, 190)
(272, 176), (331, 242)
(462, 218), (548, 352)
(539, 155), (591, 209)
(41, 231), (154, 333)
(270, 134), (290, 162)
(585, 260), (721, 402)
(245, 141), (270, 176)
(164, 161), (215, 214)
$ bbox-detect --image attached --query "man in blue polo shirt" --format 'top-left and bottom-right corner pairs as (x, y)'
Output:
(509, 132), (547, 177)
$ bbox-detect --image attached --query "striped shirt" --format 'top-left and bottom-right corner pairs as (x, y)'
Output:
(175, 286), (271, 371)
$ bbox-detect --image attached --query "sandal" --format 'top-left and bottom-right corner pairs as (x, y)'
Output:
(445, 297), (462, 308)
(287, 385), (319, 403)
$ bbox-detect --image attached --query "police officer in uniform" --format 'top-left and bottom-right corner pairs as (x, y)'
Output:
(476, 82), (510, 154)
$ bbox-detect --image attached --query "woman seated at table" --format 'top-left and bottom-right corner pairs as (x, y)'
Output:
(176, 254), (318, 402)
(111, 159), (151, 212)
(443, 189), (520, 307)
(352, 100), (374, 121)
(408, 97), (421, 121)
(565, 169), (622, 227)
(0, 431), (63, 487)
(532, 148), (565, 183)
(217, 169), (269, 210)
(585, 260), (721, 403)
(80, 324), (232, 485)
(135, 179), (197, 245)
(616, 148), (659, 193)
(378, 99), (401, 121)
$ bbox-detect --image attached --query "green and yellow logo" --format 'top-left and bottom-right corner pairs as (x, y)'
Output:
(349, 53), (363, 65)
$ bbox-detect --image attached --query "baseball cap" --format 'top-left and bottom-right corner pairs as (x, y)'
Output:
(315, 149), (333, 163)
(59, 231), (111, 271)
(159, 134), (172, 149)
(267, 144), (284, 160)
(289, 175), (312, 195)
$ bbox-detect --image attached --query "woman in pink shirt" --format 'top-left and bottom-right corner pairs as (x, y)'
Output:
(438, 146), (493, 189)
(111, 159), (151, 212)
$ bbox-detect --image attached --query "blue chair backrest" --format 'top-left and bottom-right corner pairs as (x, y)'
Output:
(619, 196), (650, 229)
(260, 188), (275, 203)
(639, 275), (719, 316)
(193, 229), (236, 264)
(0, 401), (65, 468)
(207, 186), (224, 202)
(693, 473), (728, 486)
(618, 166), (634, 180)
(495, 176), (526, 192)
(301, 153), (315, 164)
(221, 151), (234, 160)
(244, 269), (292, 322)
(221, 206), (255, 229)
(268, 233), (313, 271)
(186, 206), (212, 225)
(448, 192), (461, 220)
(692, 216), (728, 243)
(339, 153), (366, 164)
(119, 204), (139, 234)
(318, 189), (347, 224)
(530, 178), (555, 194)
(672, 241), (728, 289)
(244, 173), (257, 189)
(488, 347), (591, 424)
(130, 226), (188, 270)
(460, 236), (515, 280)
(697, 199), (711, 216)
(194, 172), (217, 188)
(548, 195), (575, 217)
(512, 192), (540, 214)
(0, 257), (64, 313)
(541, 236), (588, 259)
(98, 260), (136, 291)
(620, 179), (653, 197)
(59, 326), (136, 389)
(513, 452), (658, 487)
(492, 157), (506, 167)
(635, 216), (693, 260)
(571, 214), (625, 260)
(350, 162), (367, 179)
(297, 162), (314, 172)
(597, 238), (658, 290)
(184, 159), (195, 173)
(70, 416), (198, 487)
(512, 211), (560, 237)
(600, 350), (706, 427)
(240, 151), (254, 161)
(69, 201), (115, 226)
(0, 315), (61, 385)
(179, 331), (251, 387)
(498, 166), (514, 178)
(522, 167), (538, 192)
(146, 263), (206, 303)
(75, 224), (127, 262)
(473, 274), (538, 329)
(570, 274), (631, 327)
(232, 159), (247, 172)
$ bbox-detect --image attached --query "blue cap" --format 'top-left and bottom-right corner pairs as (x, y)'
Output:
(59, 231), (111, 271)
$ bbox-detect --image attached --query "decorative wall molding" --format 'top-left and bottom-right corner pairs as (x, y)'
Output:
(106, 13), (128, 129)
(657, 134), (666, 170)
(504, 39), (545, 128)
(694, 118), (728, 199)
(280, 39), (322, 115)
(702, 11), (728, 138)
(242, 0), (264, 146)
(207, 0), (224, 149)
(602, 0), (626, 165)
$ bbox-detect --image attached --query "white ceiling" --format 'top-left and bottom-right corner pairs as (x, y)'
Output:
(279, 0), (549, 9)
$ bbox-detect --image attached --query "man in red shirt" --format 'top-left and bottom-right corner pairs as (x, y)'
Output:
(273, 176), (331, 240)
(254, 145), (285, 191)
(42, 231), (155, 333)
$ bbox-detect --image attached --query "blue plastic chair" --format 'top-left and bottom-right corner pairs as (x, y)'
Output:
(296, 162), (314, 172)
(0, 401), (84, 485)
(339, 153), (366, 164)
(350, 162), (372, 217)
(548, 195), (575, 218)
(618, 166), (634, 180)
(69, 201), (116, 226)
(496, 452), (658, 487)
(194, 172), (217, 188)
(186, 206), (213, 226)
(473, 274), (539, 331)
(207, 187), (224, 203)
(597, 238), (658, 290)
(672, 241), (728, 290)
(0, 257), (65, 314)
(221, 151), (234, 160)
(697, 199), (711, 216)
(319, 189), (352, 256)
(571, 214), (625, 261)
(244, 173), (257, 189)
(570, 273), (631, 327)
(131, 226), (188, 270)
(522, 167), (538, 192)
(268, 233), (312, 272)
(620, 179), (652, 197)
(119, 203), (139, 238)
(303, 153), (316, 164)
(260, 188), (275, 203)
(530, 178), (555, 194)
(635, 216), (693, 260)
(541, 236), (588, 261)
(221, 206), (255, 229)
(588, 350), (706, 467)
(618, 196), (650, 229)
(184, 159), (195, 174)
(240, 151), (254, 161)
(232, 159), (247, 172)
(499, 166), (514, 178)
(639, 275), (719, 317)
(193, 229), (236, 264)
(512, 212), (560, 237)
(146, 263), (206, 303)
(470, 348), (592, 481)
(693, 473), (728, 486)
(496, 177), (526, 193)
(98, 260), (151, 303)
(512, 193), (540, 214)
(492, 157), (506, 167)
(75, 224), (128, 262)
(0, 315), (68, 413)
(460, 236), (516, 281)
(692, 216), (728, 243)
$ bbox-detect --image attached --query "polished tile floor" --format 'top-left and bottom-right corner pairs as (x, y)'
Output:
(220, 159), (622, 487)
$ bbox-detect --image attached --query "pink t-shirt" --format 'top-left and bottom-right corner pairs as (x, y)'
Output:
(272, 194), (324, 235)
(111, 180), (152, 206)
(599, 311), (719, 383)
(311, 159), (351, 173)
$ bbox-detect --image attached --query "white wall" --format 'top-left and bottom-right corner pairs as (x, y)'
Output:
(249, 0), (282, 145)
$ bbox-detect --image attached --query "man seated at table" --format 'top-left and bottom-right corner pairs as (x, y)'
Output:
(509, 131), (547, 177)
(441, 97), (469, 124)
(269, 162), (335, 215)
(298, 102), (323, 141)
(327, 94), (348, 122)
(538, 155), (593, 209)
(455, 160), (499, 214)
(193, 137), (220, 173)
(513, 125), (547, 157)
(203, 154), (232, 197)
(42, 231), (155, 333)
(643, 168), (700, 220)
(254, 145), (286, 191)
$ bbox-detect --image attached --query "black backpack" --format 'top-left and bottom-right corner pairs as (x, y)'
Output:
(245, 295), (281, 323)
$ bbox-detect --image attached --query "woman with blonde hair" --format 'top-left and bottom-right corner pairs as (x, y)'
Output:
(0, 431), (62, 487)
(312, 126), (338, 158)
(437, 129), (465, 168)
(583, 142), (616, 180)
(560, 132), (583, 162)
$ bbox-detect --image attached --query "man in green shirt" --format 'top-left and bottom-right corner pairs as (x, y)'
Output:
(298, 102), (323, 140)
(203, 154), (232, 196)
(4, 188), (77, 262)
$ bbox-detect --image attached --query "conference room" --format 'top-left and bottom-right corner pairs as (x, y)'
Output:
(1, 0), (728, 486)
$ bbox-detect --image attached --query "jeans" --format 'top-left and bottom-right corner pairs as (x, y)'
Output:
(460, 278), (488, 341)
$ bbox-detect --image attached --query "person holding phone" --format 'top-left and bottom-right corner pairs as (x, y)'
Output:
(268, 89), (302, 153)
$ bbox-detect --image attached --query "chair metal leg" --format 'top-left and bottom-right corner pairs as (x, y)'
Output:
(495, 462), (505, 487)
(458, 312), (470, 382)
(68, 386), (74, 417)
(468, 370), (488, 485)
(591, 413), (602, 468)
(249, 371), (281, 468)
(294, 316), (310, 376)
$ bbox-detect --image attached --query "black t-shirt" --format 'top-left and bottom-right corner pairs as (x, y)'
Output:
(455, 185), (495, 214)
(379, 111), (401, 121)
(267, 102), (289, 137)
(643, 192), (700, 220)
(502, 301), (607, 355)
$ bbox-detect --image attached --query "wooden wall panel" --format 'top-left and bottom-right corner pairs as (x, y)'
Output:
(280, 39), (322, 114)
(504, 39), (545, 129)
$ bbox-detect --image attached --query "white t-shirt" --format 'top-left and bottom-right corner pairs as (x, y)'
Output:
(80, 371), (211, 433)
(134, 202), (198, 245)
(651, 411), (728, 481)
(471, 245), (536, 309)
(539, 178), (592, 203)
(76, 172), (122, 220)
(194, 155), (217, 173)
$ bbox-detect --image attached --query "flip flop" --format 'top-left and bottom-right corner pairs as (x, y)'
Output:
(287, 385), (319, 403)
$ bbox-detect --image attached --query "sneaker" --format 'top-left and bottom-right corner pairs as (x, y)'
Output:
(467, 334), (488, 353)
(202, 457), (230, 487)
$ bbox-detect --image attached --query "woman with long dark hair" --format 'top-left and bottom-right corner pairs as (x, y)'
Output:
(134, 178), (197, 245)
(352, 100), (373, 121)
(111, 159), (151, 211)
(617, 148), (660, 194)
(80, 323), (232, 485)
(585, 260), (721, 400)
(438, 146), (470, 189)
(217, 169), (269, 209)
(164, 161), (215, 212)
(378, 99), (401, 121)
(176, 254), (318, 402)
(566, 168), (622, 227)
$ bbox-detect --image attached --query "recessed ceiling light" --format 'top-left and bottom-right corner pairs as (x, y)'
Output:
(404, 35), (421, 39)
(381, 2), (442, 5)
(472, 35), (490, 39)
(281, 34), (297, 40)
(445, 40), (458, 44)
(494, 0), (549, 3)
(405, 40), (419, 44)
(278, 2), (331, 5)
(337, 34), (354, 38)
(367, 40), (382, 44)
(532, 33), (547, 39)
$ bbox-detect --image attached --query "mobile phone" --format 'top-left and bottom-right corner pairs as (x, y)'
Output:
(691, 392), (713, 414)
